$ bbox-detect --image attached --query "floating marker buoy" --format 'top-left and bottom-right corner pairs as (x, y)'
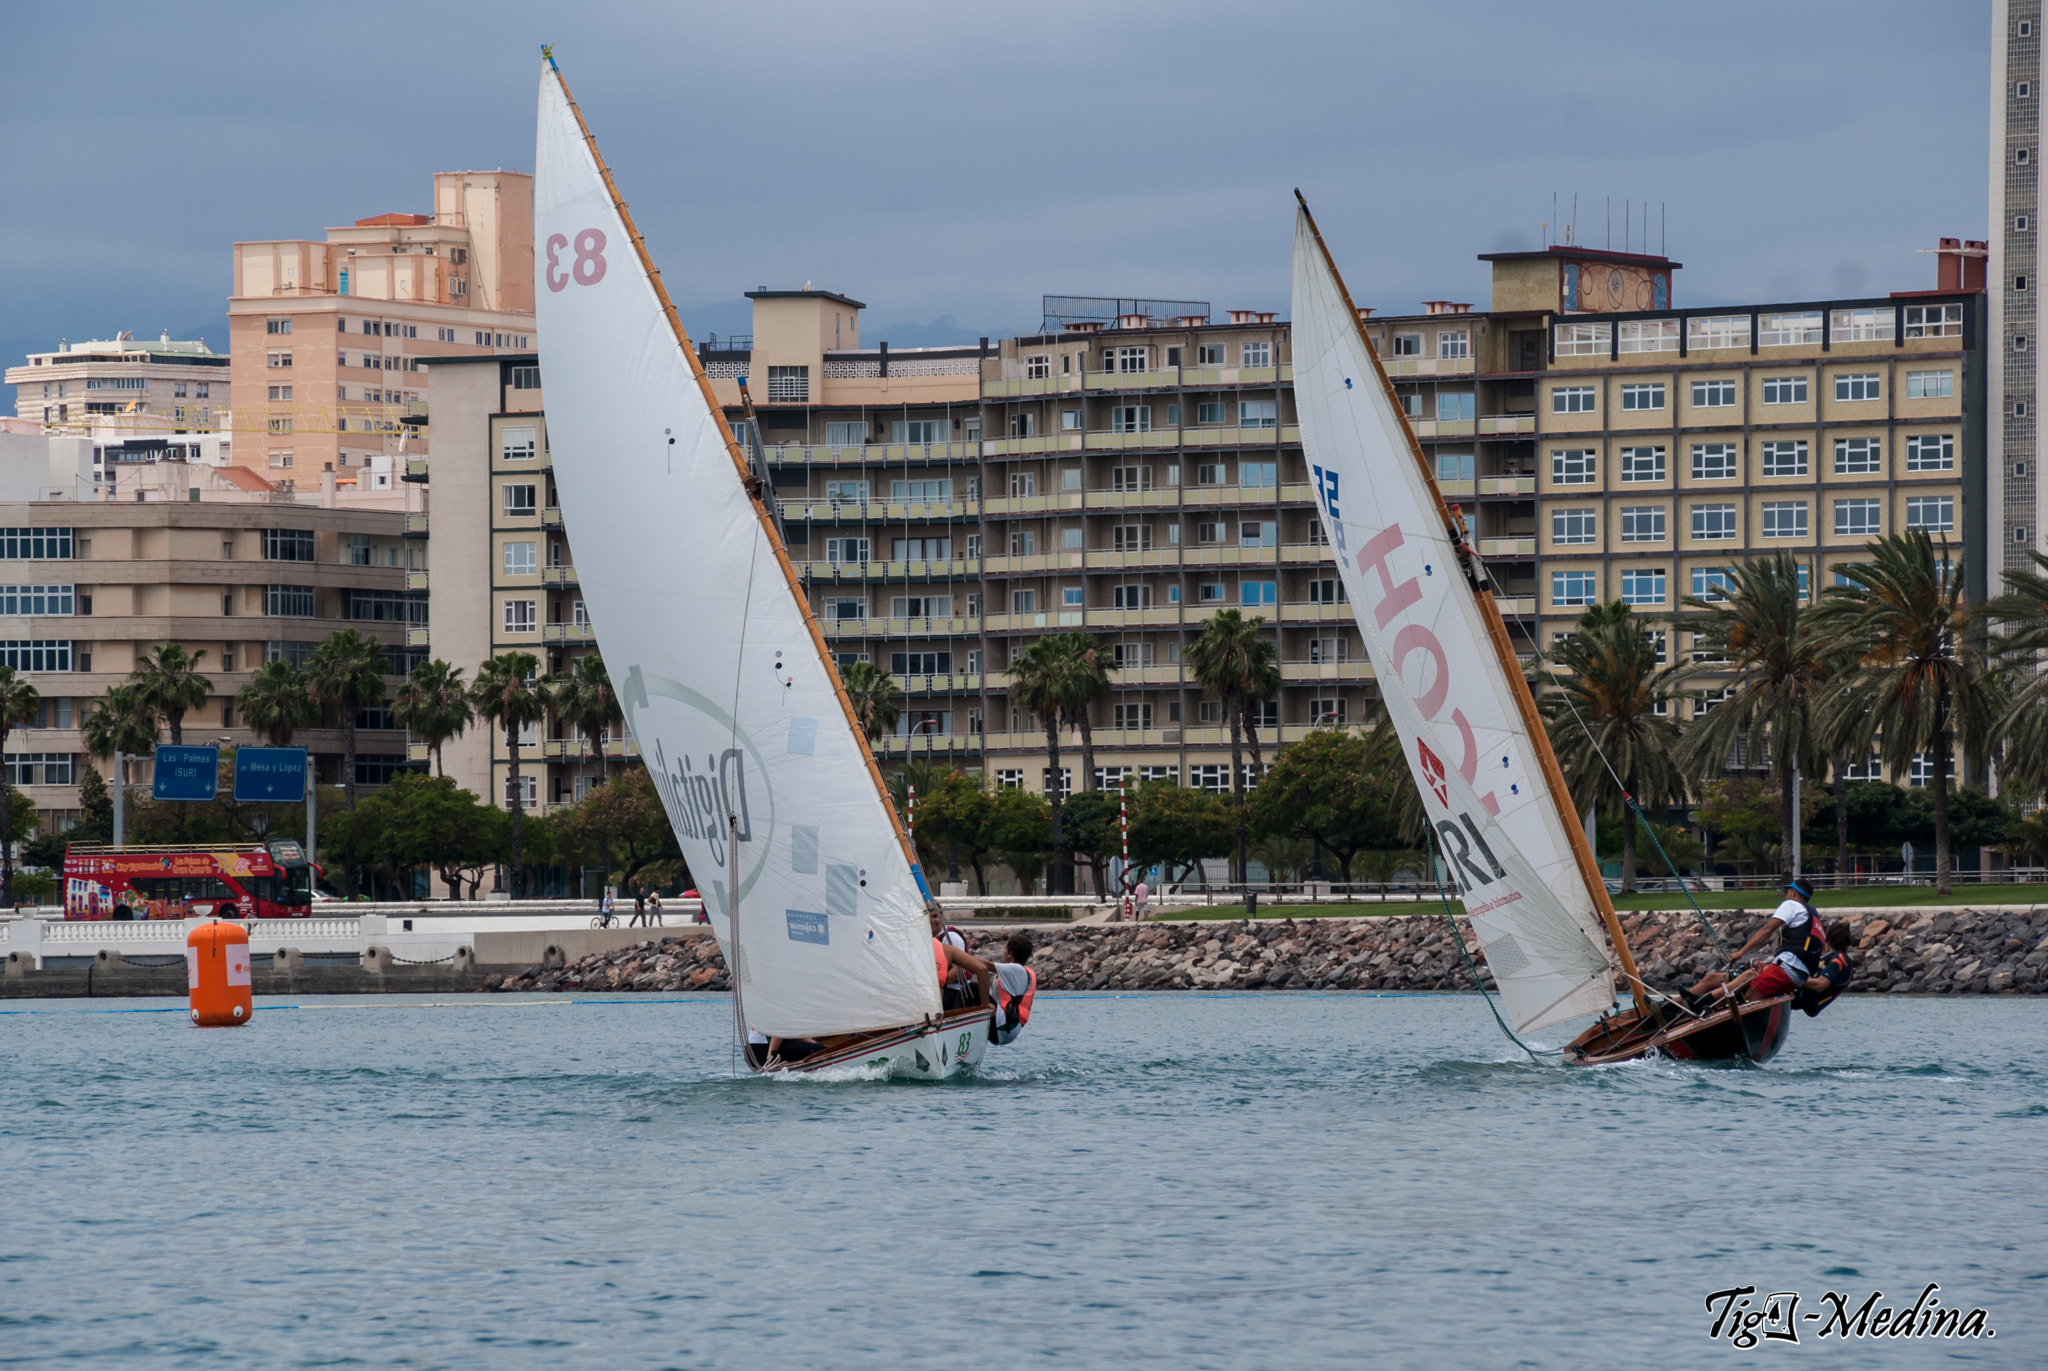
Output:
(187, 920), (253, 1027)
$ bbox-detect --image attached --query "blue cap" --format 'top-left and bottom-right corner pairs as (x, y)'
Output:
(1784, 876), (1813, 899)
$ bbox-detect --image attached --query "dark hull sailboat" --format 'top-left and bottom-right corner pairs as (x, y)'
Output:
(1568, 992), (1793, 1066)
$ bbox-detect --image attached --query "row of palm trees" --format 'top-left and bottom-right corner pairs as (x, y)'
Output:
(1538, 530), (2048, 895)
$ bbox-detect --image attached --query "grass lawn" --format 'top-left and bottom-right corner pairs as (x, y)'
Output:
(1162, 883), (2045, 921)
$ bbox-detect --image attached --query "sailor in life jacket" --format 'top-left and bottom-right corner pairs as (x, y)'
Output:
(930, 905), (973, 994)
(1728, 875), (1828, 1001)
(932, 930), (994, 1012)
(1791, 920), (1855, 1017)
(989, 932), (1037, 1046)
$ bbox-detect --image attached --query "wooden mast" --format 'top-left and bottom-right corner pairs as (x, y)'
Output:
(1293, 190), (1649, 1017)
(542, 51), (929, 884)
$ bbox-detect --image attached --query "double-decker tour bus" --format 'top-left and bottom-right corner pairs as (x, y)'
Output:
(62, 841), (318, 920)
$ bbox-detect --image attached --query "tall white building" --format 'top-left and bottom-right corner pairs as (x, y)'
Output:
(1993, 0), (2042, 571)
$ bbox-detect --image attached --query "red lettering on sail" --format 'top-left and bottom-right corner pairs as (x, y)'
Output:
(1416, 738), (1449, 809)
(1355, 524), (1422, 630)
(1391, 623), (1450, 718)
(1449, 708), (1502, 817)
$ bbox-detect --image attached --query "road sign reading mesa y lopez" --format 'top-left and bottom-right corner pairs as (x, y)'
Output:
(151, 745), (220, 801)
(234, 747), (309, 802)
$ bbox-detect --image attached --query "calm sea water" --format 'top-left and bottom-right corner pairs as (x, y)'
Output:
(1, 991), (2041, 1369)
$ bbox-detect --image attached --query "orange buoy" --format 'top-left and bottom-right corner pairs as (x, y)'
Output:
(187, 920), (253, 1027)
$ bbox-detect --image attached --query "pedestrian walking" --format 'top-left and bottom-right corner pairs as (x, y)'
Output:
(648, 890), (663, 925)
(632, 885), (648, 927)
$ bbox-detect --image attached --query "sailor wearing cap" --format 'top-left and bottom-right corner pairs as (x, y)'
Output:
(1724, 875), (1826, 1001)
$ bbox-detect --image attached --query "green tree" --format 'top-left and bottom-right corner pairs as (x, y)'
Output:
(1540, 602), (1689, 892)
(1056, 633), (1113, 794)
(81, 685), (162, 812)
(391, 659), (473, 777)
(839, 660), (902, 742)
(328, 773), (508, 900)
(1126, 780), (1235, 888)
(1007, 636), (1077, 892)
(1185, 609), (1280, 882)
(1057, 788), (1120, 895)
(471, 650), (547, 893)
(556, 653), (621, 781)
(73, 767), (113, 845)
(907, 769), (999, 893)
(1693, 778), (1782, 873)
(2000, 812), (2048, 868)
(306, 629), (391, 811)
(237, 660), (318, 747)
(884, 759), (949, 871)
(0, 666), (40, 903)
(128, 643), (210, 746)
(1811, 532), (1998, 893)
(1676, 553), (1835, 870)
(1247, 725), (1409, 882)
(984, 784), (1053, 895)
(552, 765), (687, 894)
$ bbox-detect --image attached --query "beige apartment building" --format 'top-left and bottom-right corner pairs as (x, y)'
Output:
(0, 442), (418, 832)
(227, 170), (536, 484)
(6, 333), (233, 486)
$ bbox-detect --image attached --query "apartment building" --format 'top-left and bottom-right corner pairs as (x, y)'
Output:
(0, 442), (418, 832)
(1993, 0), (2042, 572)
(227, 170), (537, 483)
(974, 243), (1983, 796)
(6, 333), (233, 487)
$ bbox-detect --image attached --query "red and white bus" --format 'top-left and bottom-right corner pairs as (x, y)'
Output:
(63, 841), (319, 920)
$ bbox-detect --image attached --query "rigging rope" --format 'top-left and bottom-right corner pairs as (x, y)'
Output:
(726, 485), (766, 1076)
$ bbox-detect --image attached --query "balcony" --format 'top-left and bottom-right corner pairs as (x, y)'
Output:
(819, 615), (980, 638)
(1478, 475), (1536, 496)
(405, 626), (430, 647)
(543, 622), (597, 643)
(1279, 660), (1374, 682)
(1380, 356), (1476, 378)
(873, 733), (982, 756)
(405, 569), (429, 591)
(407, 742), (431, 762)
(402, 456), (429, 483)
(403, 512), (428, 538)
(891, 672), (983, 693)
(1496, 596), (1536, 615)
(1478, 414), (1536, 436)
(780, 498), (980, 523)
(1438, 478), (1476, 497)
(1278, 601), (1350, 622)
(541, 507), (563, 528)
(1085, 606), (1184, 629)
(800, 557), (981, 582)
(541, 736), (643, 760)
(1281, 542), (1337, 564)
(542, 565), (579, 586)
(764, 440), (980, 465)
(1479, 537), (1536, 557)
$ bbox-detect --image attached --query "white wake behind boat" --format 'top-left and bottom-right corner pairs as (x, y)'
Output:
(532, 53), (990, 1077)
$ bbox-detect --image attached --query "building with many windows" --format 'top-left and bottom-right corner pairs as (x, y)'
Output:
(1993, 0), (2041, 571)
(6, 333), (233, 486)
(0, 447), (419, 832)
(227, 170), (537, 485)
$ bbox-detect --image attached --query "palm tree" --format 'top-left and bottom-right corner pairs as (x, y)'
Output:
(1007, 637), (1075, 893)
(128, 643), (209, 746)
(0, 666), (41, 902)
(839, 660), (902, 743)
(237, 660), (318, 747)
(1539, 603), (1689, 894)
(1055, 633), (1114, 792)
(1676, 553), (1833, 872)
(390, 659), (473, 777)
(306, 629), (391, 810)
(81, 685), (162, 825)
(1811, 532), (1997, 894)
(472, 650), (547, 893)
(559, 653), (622, 781)
(1985, 549), (2048, 795)
(1185, 610), (1279, 883)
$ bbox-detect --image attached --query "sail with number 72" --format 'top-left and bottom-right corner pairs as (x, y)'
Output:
(1290, 203), (1619, 1034)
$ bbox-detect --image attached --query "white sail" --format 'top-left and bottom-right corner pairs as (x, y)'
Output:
(1290, 208), (1615, 1033)
(533, 62), (940, 1038)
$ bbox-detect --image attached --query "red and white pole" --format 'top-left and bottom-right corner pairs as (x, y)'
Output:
(907, 782), (917, 851)
(1119, 773), (1131, 893)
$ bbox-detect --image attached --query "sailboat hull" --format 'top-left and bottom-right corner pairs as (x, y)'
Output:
(1566, 994), (1793, 1066)
(767, 1006), (994, 1080)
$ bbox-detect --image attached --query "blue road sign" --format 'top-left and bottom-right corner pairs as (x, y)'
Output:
(152, 745), (219, 801)
(235, 746), (309, 802)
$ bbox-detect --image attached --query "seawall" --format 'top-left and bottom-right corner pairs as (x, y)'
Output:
(481, 907), (2048, 996)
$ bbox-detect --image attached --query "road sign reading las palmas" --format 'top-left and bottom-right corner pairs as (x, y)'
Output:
(234, 747), (309, 803)
(151, 745), (219, 801)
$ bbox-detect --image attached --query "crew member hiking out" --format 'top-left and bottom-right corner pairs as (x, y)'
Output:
(934, 929), (993, 1011)
(1682, 877), (1847, 1011)
(989, 932), (1037, 1046)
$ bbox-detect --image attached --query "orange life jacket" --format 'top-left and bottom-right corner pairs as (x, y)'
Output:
(933, 937), (949, 989)
(991, 966), (1036, 1045)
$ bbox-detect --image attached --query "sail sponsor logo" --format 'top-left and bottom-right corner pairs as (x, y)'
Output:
(785, 910), (829, 945)
(1704, 1283), (1993, 1348)
(1435, 812), (1508, 889)
(1353, 521), (1501, 817)
(1309, 466), (1347, 553)
(1416, 739), (1449, 808)
(649, 737), (754, 865)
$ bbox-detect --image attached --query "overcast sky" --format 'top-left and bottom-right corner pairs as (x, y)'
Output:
(1, 0), (1992, 366)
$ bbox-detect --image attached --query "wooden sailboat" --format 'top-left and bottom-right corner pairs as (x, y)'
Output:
(1290, 195), (1789, 1065)
(533, 53), (992, 1077)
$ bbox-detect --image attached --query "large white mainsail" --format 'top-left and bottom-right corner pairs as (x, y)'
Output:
(533, 59), (939, 1038)
(1290, 204), (1618, 1033)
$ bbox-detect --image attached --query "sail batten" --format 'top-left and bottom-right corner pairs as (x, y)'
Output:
(534, 62), (939, 1037)
(1290, 206), (1616, 1034)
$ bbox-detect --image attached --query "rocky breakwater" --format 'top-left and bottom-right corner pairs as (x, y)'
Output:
(479, 908), (2048, 996)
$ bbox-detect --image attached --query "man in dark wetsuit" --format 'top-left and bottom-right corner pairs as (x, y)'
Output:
(1791, 921), (1855, 1016)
